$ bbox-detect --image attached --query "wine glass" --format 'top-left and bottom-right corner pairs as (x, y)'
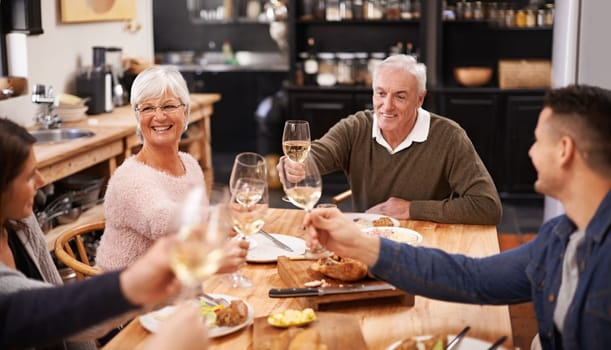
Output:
(169, 185), (230, 300)
(281, 120), (311, 202)
(279, 157), (329, 258)
(229, 178), (269, 288)
(228, 152), (268, 288)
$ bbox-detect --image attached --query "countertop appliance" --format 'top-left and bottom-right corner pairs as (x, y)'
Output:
(545, 0), (611, 220)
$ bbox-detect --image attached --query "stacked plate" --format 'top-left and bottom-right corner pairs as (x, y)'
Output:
(56, 93), (88, 122)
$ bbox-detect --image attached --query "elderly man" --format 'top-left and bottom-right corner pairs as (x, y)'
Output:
(306, 84), (611, 349)
(286, 54), (501, 224)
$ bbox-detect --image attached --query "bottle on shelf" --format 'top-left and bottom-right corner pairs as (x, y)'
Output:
(339, 0), (354, 20)
(304, 37), (319, 85)
(317, 52), (337, 86)
(353, 0), (364, 19)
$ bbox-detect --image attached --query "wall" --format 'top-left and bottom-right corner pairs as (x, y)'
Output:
(0, 0), (154, 127)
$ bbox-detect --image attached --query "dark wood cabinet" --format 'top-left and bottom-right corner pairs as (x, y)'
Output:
(438, 92), (499, 178)
(503, 95), (543, 194)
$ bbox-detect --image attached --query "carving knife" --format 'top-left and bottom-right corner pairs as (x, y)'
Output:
(269, 284), (396, 298)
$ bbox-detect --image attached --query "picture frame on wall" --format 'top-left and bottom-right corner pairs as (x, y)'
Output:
(60, 0), (136, 23)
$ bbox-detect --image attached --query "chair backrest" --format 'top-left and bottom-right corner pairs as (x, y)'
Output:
(54, 221), (104, 280)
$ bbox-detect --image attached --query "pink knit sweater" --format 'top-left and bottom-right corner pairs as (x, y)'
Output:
(95, 152), (205, 271)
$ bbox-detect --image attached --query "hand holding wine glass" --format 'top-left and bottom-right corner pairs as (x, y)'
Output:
(169, 186), (230, 299)
(279, 157), (330, 258)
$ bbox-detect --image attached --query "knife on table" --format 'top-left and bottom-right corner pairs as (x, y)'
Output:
(260, 230), (294, 252)
(269, 284), (396, 298)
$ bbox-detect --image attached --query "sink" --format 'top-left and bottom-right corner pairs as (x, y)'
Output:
(30, 128), (95, 144)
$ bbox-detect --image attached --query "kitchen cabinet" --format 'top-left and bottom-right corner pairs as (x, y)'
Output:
(437, 91), (499, 180)
(182, 70), (287, 153)
(502, 94), (542, 194)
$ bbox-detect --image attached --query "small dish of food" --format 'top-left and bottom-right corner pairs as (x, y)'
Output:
(343, 213), (400, 229)
(267, 308), (317, 328)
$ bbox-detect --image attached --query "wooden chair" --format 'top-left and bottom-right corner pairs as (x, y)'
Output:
(54, 221), (104, 280)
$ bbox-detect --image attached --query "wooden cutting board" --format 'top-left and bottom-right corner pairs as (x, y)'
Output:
(277, 256), (413, 310)
(252, 312), (367, 350)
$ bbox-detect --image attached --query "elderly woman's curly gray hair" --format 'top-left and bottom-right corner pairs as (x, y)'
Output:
(130, 66), (191, 137)
(372, 54), (427, 94)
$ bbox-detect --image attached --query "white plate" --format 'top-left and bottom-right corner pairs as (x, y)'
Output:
(363, 226), (423, 245)
(387, 335), (508, 350)
(139, 294), (254, 338)
(246, 233), (307, 263)
(344, 212), (400, 229)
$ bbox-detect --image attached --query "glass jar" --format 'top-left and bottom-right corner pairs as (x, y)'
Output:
(352, 0), (364, 19)
(544, 4), (554, 26)
(326, 0), (341, 21)
(364, 0), (383, 20)
(317, 53), (337, 86)
(455, 1), (464, 20)
(354, 52), (369, 85)
(515, 9), (526, 27)
(314, 0), (326, 19)
(367, 52), (386, 85)
(525, 9), (536, 27)
(339, 0), (353, 20)
(463, 1), (473, 20)
(386, 0), (401, 20)
(336, 52), (356, 85)
(473, 1), (484, 21)
(536, 9), (545, 27)
(504, 8), (515, 27)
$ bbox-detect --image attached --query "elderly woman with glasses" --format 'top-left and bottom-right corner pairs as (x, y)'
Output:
(96, 66), (248, 272)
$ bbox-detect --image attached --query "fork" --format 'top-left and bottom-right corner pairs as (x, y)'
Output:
(486, 335), (508, 350)
(201, 292), (230, 306)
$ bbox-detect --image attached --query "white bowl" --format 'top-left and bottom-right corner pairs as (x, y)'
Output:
(56, 106), (88, 122)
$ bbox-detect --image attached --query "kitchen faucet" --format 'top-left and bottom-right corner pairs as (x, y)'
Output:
(32, 84), (61, 129)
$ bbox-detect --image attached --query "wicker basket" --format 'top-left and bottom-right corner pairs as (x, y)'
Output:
(498, 59), (551, 89)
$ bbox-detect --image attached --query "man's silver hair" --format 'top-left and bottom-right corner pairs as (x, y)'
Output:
(372, 54), (427, 94)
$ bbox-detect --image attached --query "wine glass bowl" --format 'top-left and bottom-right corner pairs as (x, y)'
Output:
(231, 178), (268, 237)
(280, 157), (322, 212)
(170, 186), (230, 295)
(282, 120), (311, 163)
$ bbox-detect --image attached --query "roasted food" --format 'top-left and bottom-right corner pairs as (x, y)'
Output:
(372, 216), (394, 227)
(216, 300), (249, 327)
(310, 254), (368, 282)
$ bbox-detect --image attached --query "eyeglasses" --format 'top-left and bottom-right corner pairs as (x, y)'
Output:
(135, 103), (185, 117)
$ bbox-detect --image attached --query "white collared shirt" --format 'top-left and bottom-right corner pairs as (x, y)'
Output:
(372, 108), (431, 154)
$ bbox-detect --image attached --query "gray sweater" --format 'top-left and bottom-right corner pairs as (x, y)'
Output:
(0, 215), (99, 350)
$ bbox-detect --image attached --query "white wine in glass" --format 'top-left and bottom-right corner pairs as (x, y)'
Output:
(230, 178), (268, 288)
(170, 186), (230, 297)
(280, 157), (328, 258)
(282, 120), (311, 162)
(283, 140), (311, 163)
(282, 120), (311, 202)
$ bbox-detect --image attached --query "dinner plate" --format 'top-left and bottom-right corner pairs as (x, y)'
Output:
(386, 335), (508, 350)
(139, 294), (254, 338)
(246, 233), (307, 263)
(343, 212), (400, 229)
(363, 226), (423, 245)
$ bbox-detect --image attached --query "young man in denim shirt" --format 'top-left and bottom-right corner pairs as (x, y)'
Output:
(306, 84), (611, 349)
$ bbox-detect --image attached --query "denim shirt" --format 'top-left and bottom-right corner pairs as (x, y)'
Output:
(370, 191), (611, 350)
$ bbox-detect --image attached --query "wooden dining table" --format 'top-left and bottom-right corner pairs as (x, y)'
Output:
(103, 208), (514, 350)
